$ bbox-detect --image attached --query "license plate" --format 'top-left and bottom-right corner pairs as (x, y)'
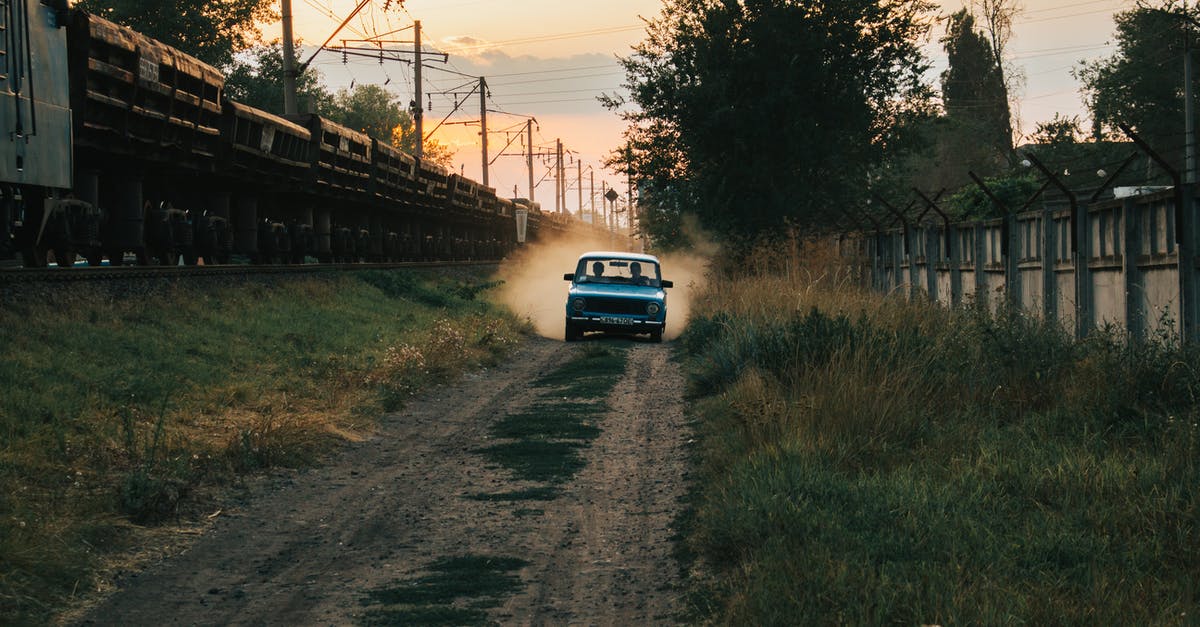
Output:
(597, 316), (635, 325)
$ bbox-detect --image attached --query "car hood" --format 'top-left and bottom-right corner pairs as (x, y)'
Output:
(569, 283), (665, 300)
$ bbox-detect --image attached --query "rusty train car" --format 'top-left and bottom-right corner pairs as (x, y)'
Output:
(0, 1), (567, 267)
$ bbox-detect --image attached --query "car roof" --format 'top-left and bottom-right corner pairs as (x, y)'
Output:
(577, 251), (661, 264)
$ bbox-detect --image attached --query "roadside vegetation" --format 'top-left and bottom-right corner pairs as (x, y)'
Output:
(677, 245), (1200, 624)
(0, 268), (526, 624)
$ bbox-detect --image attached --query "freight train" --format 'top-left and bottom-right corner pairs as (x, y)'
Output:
(0, 1), (575, 268)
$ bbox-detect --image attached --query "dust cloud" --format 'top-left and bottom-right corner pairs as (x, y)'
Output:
(495, 227), (714, 341)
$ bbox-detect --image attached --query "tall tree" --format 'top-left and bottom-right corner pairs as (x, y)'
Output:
(611, 0), (935, 247)
(74, 0), (276, 69)
(973, 0), (1019, 146)
(940, 9), (1008, 160)
(1075, 1), (1198, 163)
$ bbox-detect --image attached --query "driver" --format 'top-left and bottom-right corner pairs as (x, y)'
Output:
(592, 260), (605, 279)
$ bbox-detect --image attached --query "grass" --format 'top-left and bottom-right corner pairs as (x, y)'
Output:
(675, 240), (1200, 624)
(0, 268), (527, 625)
(472, 343), (627, 499)
(360, 554), (527, 626)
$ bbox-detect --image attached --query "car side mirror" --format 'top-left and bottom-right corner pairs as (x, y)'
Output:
(661, 280), (673, 288)
(564, 273), (575, 281)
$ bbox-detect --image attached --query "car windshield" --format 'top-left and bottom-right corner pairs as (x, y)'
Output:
(575, 257), (661, 287)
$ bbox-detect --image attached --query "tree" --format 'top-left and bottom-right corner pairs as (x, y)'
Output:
(225, 43), (335, 116)
(972, 0), (1020, 145)
(1030, 113), (1083, 146)
(391, 121), (455, 169)
(939, 9), (1013, 175)
(611, 0), (935, 248)
(74, 0), (277, 69)
(1076, 1), (1198, 160)
(327, 85), (407, 144)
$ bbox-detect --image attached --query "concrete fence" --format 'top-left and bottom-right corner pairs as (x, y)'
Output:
(839, 185), (1199, 341)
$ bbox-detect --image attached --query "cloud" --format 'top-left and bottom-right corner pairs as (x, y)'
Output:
(441, 35), (492, 54)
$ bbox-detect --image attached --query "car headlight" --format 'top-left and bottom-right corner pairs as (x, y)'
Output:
(647, 302), (661, 315)
(572, 298), (586, 312)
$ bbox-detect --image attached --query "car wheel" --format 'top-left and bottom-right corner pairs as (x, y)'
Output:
(565, 321), (581, 342)
(650, 329), (663, 343)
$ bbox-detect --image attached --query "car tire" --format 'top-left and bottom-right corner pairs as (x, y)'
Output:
(650, 329), (663, 343)
(565, 320), (581, 342)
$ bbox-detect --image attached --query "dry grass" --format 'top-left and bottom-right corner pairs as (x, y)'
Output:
(677, 238), (1200, 624)
(0, 269), (528, 624)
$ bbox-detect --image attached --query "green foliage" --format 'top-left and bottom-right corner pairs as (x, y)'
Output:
(678, 279), (1200, 623)
(1076, 3), (1199, 152)
(1031, 113), (1084, 146)
(326, 84), (409, 145)
(612, 0), (935, 246)
(225, 43), (335, 115)
(940, 173), (1041, 219)
(74, 0), (276, 69)
(940, 9), (1012, 164)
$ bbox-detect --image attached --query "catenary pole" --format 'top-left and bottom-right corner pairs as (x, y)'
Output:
(281, 0), (298, 115)
(480, 76), (489, 186)
(556, 139), (563, 213)
(526, 119), (534, 202)
(414, 21), (423, 159)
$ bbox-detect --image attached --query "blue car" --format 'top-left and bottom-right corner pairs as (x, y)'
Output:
(563, 251), (674, 342)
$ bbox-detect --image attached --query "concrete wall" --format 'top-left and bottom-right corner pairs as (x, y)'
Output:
(849, 186), (1199, 341)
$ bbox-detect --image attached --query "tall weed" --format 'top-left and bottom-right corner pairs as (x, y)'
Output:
(0, 269), (526, 624)
(680, 241), (1200, 624)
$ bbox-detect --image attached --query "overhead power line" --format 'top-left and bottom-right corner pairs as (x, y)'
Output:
(438, 24), (644, 53)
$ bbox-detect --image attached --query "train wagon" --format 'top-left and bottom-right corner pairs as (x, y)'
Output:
(0, 2), (587, 269)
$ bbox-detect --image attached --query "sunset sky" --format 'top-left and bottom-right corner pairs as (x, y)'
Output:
(273, 0), (1136, 217)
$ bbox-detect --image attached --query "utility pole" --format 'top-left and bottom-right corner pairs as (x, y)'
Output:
(281, 0), (299, 115)
(526, 119), (534, 202)
(602, 181), (610, 230)
(590, 168), (595, 226)
(555, 139), (564, 213)
(413, 20), (423, 159)
(577, 160), (583, 219)
(479, 76), (489, 186)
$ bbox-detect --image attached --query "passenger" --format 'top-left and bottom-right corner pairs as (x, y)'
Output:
(630, 261), (648, 285)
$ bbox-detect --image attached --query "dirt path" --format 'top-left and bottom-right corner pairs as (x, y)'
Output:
(78, 337), (690, 625)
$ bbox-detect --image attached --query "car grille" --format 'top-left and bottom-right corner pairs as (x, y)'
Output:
(586, 298), (648, 315)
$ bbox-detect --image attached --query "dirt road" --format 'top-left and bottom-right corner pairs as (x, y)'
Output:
(78, 337), (690, 625)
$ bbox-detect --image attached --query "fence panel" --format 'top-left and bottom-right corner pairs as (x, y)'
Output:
(842, 186), (1198, 340)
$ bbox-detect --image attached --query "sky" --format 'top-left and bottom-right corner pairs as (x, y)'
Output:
(272, 0), (1138, 218)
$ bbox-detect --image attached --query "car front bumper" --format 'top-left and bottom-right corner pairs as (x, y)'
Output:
(568, 315), (665, 334)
